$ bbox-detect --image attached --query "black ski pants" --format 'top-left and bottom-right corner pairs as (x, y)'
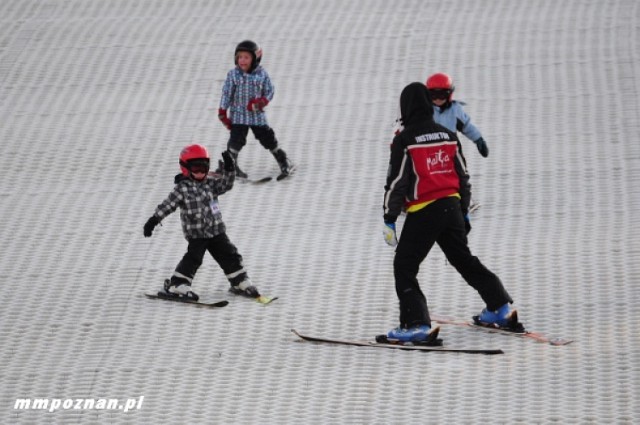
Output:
(172, 233), (248, 287)
(394, 196), (512, 328)
(228, 124), (278, 153)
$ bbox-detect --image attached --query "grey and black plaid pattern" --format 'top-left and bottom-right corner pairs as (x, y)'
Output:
(154, 172), (235, 239)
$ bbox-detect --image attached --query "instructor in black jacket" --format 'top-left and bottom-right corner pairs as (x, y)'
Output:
(382, 82), (522, 343)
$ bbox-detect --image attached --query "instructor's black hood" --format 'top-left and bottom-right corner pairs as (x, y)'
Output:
(399, 82), (434, 127)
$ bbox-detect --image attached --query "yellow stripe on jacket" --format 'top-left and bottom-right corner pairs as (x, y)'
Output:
(406, 193), (461, 213)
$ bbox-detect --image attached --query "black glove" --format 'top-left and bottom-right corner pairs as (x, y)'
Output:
(143, 216), (160, 237)
(475, 137), (489, 157)
(464, 214), (472, 235)
(221, 150), (236, 172)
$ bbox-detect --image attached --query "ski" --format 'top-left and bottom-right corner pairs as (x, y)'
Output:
(228, 288), (278, 305)
(209, 169), (279, 185)
(251, 172), (292, 183)
(145, 293), (229, 308)
(256, 295), (278, 305)
(250, 176), (273, 184)
(276, 163), (297, 181)
(236, 175), (272, 184)
(431, 313), (573, 346)
(291, 329), (504, 355)
(237, 164), (296, 183)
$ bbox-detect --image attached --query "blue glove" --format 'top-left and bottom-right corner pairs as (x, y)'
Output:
(464, 214), (471, 235)
(475, 137), (489, 157)
(383, 222), (398, 246)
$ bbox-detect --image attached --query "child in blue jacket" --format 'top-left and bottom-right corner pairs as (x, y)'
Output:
(426, 72), (489, 158)
(217, 40), (293, 179)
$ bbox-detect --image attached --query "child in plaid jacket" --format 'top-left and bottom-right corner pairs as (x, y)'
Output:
(143, 145), (261, 300)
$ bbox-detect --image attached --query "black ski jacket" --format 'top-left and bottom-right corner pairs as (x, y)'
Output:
(384, 82), (471, 221)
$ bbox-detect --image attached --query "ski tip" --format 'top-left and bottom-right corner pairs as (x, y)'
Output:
(257, 295), (278, 305)
(291, 329), (311, 341)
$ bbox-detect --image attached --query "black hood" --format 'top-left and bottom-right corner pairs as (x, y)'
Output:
(399, 82), (434, 127)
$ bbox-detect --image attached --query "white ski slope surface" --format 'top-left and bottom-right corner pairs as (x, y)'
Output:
(0, 0), (638, 423)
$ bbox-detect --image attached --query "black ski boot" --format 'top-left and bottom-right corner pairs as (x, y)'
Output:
(162, 279), (199, 301)
(221, 152), (248, 179)
(229, 281), (261, 298)
(272, 148), (294, 180)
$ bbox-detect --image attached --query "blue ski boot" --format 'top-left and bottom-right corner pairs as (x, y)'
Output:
(385, 324), (440, 344)
(473, 303), (524, 332)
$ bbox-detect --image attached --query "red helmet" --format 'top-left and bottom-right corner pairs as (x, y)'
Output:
(179, 144), (210, 178)
(426, 73), (455, 102)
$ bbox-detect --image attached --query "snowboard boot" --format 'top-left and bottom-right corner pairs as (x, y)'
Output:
(473, 303), (525, 332)
(163, 279), (199, 301)
(229, 280), (260, 298)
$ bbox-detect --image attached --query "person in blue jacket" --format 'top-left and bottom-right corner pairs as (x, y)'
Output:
(217, 40), (293, 179)
(426, 72), (489, 158)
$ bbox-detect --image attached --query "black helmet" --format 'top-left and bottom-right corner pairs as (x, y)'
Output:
(234, 40), (262, 72)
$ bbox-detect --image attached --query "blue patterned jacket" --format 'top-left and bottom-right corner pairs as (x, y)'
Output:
(219, 66), (274, 126)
